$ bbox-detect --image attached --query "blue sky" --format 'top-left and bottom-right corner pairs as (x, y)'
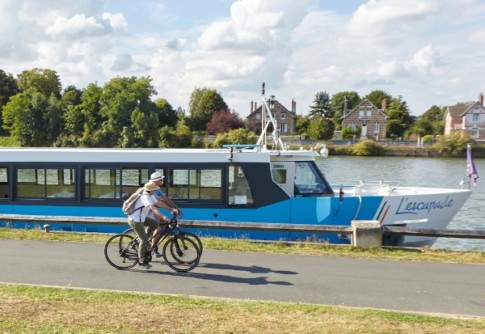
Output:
(1, 0), (485, 117)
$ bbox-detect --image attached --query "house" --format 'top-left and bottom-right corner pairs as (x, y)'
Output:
(341, 98), (388, 140)
(247, 96), (297, 135)
(444, 93), (485, 141)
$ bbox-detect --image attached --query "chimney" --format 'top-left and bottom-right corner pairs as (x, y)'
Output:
(250, 101), (254, 113)
(479, 93), (484, 106)
(291, 99), (296, 113)
(381, 98), (388, 112)
(343, 96), (348, 116)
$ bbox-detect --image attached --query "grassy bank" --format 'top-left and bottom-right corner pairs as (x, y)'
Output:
(0, 284), (484, 334)
(1, 227), (484, 264)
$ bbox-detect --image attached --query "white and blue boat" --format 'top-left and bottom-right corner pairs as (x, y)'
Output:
(0, 91), (472, 247)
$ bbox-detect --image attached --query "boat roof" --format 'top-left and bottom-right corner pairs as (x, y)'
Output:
(0, 147), (319, 164)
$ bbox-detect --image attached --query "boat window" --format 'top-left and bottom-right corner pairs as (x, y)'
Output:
(228, 165), (254, 206)
(85, 167), (148, 200)
(16, 168), (76, 199)
(294, 162), (332, 195)
(0, 167), (9, 199)
(121, 168), (149, 200)
(169, 168), (222, 201)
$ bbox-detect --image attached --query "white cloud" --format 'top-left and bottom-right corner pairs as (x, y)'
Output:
(46, 14), (105, 37)
(1, 0), (485, 117)
(469, 28), (485, 43)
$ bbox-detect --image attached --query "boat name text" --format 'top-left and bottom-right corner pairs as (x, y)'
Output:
(396, 196), (454, 215)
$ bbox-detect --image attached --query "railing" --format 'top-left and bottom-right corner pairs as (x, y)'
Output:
(1, 214), (484, 246)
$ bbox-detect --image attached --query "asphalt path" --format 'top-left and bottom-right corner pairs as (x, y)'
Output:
(1, 239), (484, 318)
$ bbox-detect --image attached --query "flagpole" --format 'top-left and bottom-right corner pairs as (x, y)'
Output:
(466, 143), (479, 189)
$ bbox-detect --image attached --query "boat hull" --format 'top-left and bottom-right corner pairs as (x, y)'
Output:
(0, 186), (471, 247)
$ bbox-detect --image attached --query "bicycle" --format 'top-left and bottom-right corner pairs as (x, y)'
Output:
(104, 214), (201, 272)
(122, 213), (203, 256)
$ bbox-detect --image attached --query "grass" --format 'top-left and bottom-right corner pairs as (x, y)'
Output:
(0, 284), (484, 334)
(1, 227), (484, 264)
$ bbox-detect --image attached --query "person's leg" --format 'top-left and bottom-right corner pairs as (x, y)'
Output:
(131, 221), (149, 263)
(144, 217), (159, 244)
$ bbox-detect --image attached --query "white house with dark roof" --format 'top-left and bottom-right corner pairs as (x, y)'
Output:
(444, 93), (485, 141)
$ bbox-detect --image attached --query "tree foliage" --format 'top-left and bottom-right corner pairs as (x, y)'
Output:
(0, 69), (19, 135)
(206, 109), (244, 135)
(188, 88), (228, 131)
(365, 90), (392, 110)
(307, 115), (334, 140)
(212, 128), (257, 148)
(385, 96), (413, 139)
(155, 98), (178, 128)
(308, 91), (331, 118)
(2, 88), (56, 146)
(0, 69), (19, 107)
(17, 68), (62, 98)
(432, 132), (471, 155)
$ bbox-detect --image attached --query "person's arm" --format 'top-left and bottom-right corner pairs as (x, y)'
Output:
(162, 195), (183, 215)
(148, 204), (169, 222)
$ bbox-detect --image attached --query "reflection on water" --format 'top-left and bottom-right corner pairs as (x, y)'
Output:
(316, 156), (485, 251)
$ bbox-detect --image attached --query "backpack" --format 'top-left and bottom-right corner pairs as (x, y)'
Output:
(122, 187), (145, 215)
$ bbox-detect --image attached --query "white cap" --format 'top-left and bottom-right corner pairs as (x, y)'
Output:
(150, 171), (164, 181)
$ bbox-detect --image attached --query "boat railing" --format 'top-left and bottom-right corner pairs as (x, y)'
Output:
(333, 180), (394, 196)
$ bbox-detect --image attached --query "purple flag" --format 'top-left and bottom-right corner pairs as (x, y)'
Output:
(467, 144), (479, 187)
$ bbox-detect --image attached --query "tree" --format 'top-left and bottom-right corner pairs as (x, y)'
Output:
(206, 109), (244, 134)
(78, 83), (103, 147)
(158, 122), (193, 148)
(330, 91), (361, 130)
(188, 88), (228, 131)
(0, 69), (19, 107)
(17, 68), (61, 98)
(96, 76), (159, 147)
(365, 90), (393, 110)
(295, 115), (311, 137)
(307, 115), (334, 140)
(385, 96), (413, 139)
(2, 88), (53, 146)
(0, 69), (19, 135)
(155, 98), (178, 128)
(308, 91), (331, 118)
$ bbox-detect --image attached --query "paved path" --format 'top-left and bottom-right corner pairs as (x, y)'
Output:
(1, 239), (484, 317)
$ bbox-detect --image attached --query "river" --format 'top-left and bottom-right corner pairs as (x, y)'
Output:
(316, 155), (485, 251)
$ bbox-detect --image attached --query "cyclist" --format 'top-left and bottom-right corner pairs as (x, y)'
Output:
(149, 172), (183, 256)
(127, 181), (169, 269)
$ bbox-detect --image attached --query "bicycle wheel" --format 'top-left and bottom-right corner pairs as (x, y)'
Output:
(104, 234), (139, 270)
(122, 227), (135, 236)
(180, 232), (203, 255)
(162, 236), (200, 272)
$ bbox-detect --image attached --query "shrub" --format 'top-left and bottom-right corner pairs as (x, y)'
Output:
(352, 139), (384, 156)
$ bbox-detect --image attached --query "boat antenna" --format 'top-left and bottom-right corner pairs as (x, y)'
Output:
(256, 82), (286, 151)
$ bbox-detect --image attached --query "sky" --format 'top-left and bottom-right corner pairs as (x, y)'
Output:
(1, 0), (485, 118)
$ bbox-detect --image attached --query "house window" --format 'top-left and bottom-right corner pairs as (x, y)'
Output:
(373, 122), (380, 133)
(351, 122), (356, 131)
(470, 128), (479, 138)
(366, 108), (372, 119)
(255, 113), (261, 120)
(281, 113), (286, 119)
(358, 108), (364, 119)
(472, 113), (479, 122)
(280, 123), (288, 133)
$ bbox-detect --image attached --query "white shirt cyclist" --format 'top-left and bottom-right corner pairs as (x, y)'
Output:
(128, 192), (158, 223)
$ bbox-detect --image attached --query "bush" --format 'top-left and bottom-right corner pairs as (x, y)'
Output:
(432, 132), (471, 156)
(352, 140), (384, 156)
